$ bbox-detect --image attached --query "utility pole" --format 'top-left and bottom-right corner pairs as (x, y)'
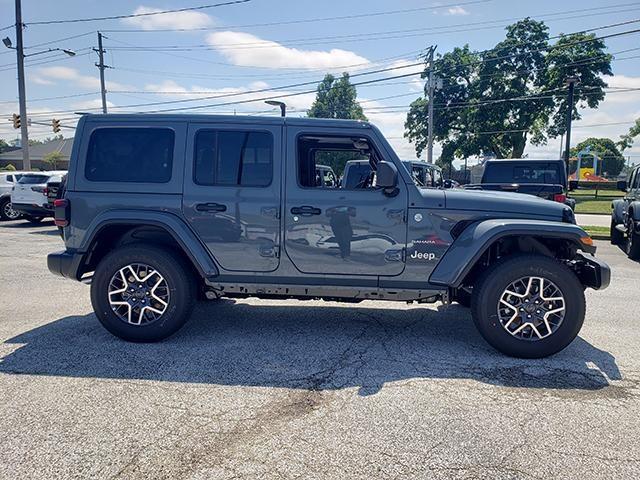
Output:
(564, 77), (580, 178)
(426, 45), (437, 164)
(14, 0), (29, 170)
(95, 32), (108, 114)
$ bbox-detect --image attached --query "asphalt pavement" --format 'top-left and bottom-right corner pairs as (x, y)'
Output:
(0, 219), (638, 479)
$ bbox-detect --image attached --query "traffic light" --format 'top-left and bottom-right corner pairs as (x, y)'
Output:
(11, 113), (20, 129)
(52, 118), (61, 133)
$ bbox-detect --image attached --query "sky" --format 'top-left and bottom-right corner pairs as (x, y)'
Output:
(1, 0), (640, 167)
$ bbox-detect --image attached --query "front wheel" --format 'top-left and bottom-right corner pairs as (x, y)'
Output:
(90, 244), (197, 342)
(0, 198), (21, 221)
(471, 254), (585, 358)
(610, 218), (624, 245)
(625, 219), (640, 260)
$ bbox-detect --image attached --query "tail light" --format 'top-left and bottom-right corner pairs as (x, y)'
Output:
(553, 193), (567, 203)
(53, 198), (69, 227)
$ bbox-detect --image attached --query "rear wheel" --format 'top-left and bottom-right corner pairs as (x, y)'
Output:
(610, 218), (624, 245)
(471, 254), (585, 358)
(0, 198), (21, 221)
(90, 244), (197, 342)
(625, 218), (640, 260)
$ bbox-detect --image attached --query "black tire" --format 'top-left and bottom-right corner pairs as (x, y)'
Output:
(25, 215), (43, 224)
(454, 289), (472, 308)
(626, 218), (640, 260)
(470, 254), (585, 359)
(610, 218), (624, 245)
(90, 244), (197, 342)
(0, 198), (21, 221)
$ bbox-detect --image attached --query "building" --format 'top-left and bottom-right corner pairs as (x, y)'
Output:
(0, 137), (73, 170)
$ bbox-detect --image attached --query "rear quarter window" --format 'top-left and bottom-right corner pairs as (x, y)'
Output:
(85, 127), (175, 183)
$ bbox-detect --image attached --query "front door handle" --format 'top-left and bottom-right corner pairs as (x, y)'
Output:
(196, 202), (227, 212)
(291, 206), (321, 216)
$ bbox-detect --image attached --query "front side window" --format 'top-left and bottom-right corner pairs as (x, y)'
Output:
(194, 130), (272, 187)
(298, 136), (380, 190)
(85, 128), (174, 183)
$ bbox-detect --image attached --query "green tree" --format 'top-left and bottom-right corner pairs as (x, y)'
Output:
(570, 137), (625, 177)
(619, 118), (640, 151)
(308, 73), (367, 121)
(405, 18), (612, 164)
(0, 139), (10, 154)
(43, 151), (65, 170)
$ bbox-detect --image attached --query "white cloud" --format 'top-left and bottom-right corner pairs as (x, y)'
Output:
(388, 60), (425, 92)
(122, 6), (214, 30)
(206, 31), (370, 70)
(445, 6), (470, 16)
(35, 66), (133, 91)
(72, 98), (116, 111)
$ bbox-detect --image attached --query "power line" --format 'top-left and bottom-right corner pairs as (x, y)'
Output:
(25, 0), (252, 26)
(101, 0), (492, 32)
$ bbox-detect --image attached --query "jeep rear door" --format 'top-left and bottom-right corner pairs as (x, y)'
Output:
(183, 122), (281, 273)
(283, 126), (408, 276)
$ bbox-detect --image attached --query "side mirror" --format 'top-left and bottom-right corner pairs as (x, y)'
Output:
(617, 180), (628, 192)
(443, 179), (453, 189)
(376, 161), (398, 189)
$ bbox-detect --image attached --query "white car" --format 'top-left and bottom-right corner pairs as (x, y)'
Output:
(0, 171), (28, 221)
(10, 170), (67, 223)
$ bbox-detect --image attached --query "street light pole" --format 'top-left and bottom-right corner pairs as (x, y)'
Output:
(564, 76), (580, 178)
(14, 0), (29, 170)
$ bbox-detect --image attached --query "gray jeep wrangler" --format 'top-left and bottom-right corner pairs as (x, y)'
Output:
(48, 114), (610, 358)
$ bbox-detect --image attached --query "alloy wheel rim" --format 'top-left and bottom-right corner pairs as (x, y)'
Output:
(497, 276), (565, 341)
(4, 202), (20, 220)
(628, 220), (634, 254)
(108, 263), (170, 325)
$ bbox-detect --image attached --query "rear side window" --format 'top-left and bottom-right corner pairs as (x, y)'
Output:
(85, 128), (175, 183)
(483, 163), (560, 184)
(194, 130), (272, 187)
(18, 174), (50, 184)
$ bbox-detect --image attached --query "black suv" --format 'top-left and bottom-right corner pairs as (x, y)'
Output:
(48, 114), (609, 358)
(467, 159), (576, 210)
(611, 165), (640, 258)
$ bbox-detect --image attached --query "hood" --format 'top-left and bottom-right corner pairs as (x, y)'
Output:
(438, 188), (567, 220)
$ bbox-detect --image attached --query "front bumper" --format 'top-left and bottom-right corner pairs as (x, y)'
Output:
(573, 252), (611, 290)
(12, 203), (53, 217)
(47, 250), (84, 280)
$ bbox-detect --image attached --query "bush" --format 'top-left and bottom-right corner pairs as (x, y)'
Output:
(0, 163), (16, 171)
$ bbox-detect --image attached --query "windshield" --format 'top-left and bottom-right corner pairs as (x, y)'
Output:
(483, 163), (561, 184)
(17, 174), (50, 184)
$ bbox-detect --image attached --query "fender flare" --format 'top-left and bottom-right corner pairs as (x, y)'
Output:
(78, 209), (219, 278)
(629, 201), (640, 222)
(429, 219), (591, 288)
(611, 198), (626, 225)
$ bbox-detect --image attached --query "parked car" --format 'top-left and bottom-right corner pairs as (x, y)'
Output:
(402, 160), (445, 188)
(10, 170), (67, 223)
(611, 164), (640, 258)
(0, 170), (27, 220)
(315, 164), (338, 188)
(48, 114), (609, 358)
(465, 159), (576, 210)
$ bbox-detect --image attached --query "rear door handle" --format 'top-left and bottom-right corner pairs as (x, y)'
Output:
(196, 202), (227, 212)
(291, 206), (321, 216)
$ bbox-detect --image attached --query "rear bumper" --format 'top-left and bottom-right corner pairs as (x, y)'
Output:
(12, 203), (52, 217)
(574, 252), (611, 290)
(47, 250), (83, 280)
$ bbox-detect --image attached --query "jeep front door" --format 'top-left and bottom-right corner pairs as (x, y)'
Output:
(284, 128), (408, 276)
(183, 123), (281, 273)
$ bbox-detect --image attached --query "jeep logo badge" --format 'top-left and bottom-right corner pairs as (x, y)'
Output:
(410, 251), (436, 261)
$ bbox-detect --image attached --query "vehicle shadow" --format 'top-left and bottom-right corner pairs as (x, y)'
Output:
(0, 301), (621, 395)
(0, 219), (55, 229)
